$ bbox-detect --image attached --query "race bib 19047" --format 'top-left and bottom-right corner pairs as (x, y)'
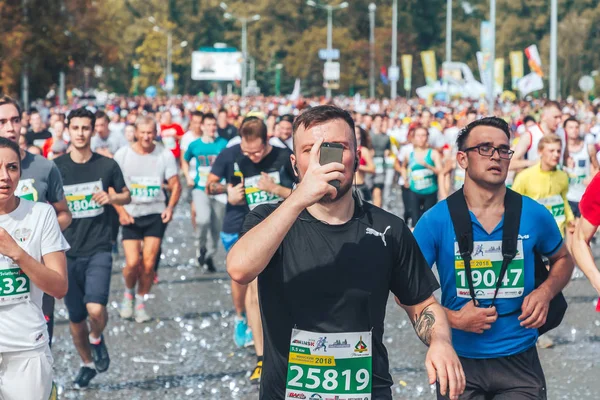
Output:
(64, 180), (104, 219)
(244, 172), (282, 210)
(130, 176), (162, 202)
(454, 240), (525, 299)
(285, 329), (372, 400)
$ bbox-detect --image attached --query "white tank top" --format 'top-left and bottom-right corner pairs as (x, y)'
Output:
(566, 142), (591, 203)
(526, 124), (567, 166)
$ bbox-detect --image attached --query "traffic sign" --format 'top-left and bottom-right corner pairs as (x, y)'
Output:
(388, 66), (400, 82)
(319, 49), (340, 60)
(324, 62), (340, 81)
(579, 75), (595, 92)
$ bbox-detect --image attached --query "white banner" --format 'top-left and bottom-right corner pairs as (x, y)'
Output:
(191, 51), (242, 81)
(518, 72), (544, 96)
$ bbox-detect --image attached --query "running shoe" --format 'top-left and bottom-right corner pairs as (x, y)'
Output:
(234, 316), (248, 348)
(90, 335), (110, 373)
(135, 304), (152, 323)
(198, 247), (207, 266)
(205, 257), (216, 273)
(120, 293), (134, 319)
(244, 328), (254, 348)
(73, 366), (97, 389)
(249, 361), (262, 385)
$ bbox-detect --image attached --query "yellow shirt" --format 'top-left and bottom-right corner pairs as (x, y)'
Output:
(512, 163), (574, 236)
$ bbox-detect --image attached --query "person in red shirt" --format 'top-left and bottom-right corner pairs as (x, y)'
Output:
(572, 173), (600, 297)
(159, 110), (185, 159)
(42, 120), (68, 158)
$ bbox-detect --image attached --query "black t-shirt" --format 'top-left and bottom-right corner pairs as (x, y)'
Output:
(217, 124), (238, 141)
(54, 153), (127, 257)
(241, 200), (439, 400)
(25, 129), (52, 147)
(210, 144), (294, 234)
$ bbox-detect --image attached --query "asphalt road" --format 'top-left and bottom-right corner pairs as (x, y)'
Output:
(51, 200), (600, 399)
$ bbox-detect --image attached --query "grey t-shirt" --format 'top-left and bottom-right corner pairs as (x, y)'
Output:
(114, 145), (178, 217)
(370, 132), (391, 184)
(16, 152), (65, 203)
(91, 133), (128, 156)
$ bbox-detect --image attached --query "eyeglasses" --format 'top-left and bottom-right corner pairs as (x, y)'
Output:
(241, 145), (266, 157)
(463, 144), (515, 160)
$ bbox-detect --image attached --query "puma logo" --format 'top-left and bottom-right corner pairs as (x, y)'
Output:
(366, 226), (391, 247)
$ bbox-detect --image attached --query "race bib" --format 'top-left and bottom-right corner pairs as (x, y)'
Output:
(537, 195), (566, 224)
(410, 169), (435, 191)
(197, 166), (211, 188)
(244, 172), (282, 210)
(385, 156), (395, 170)
(0, 255), (30, 306)
(285, 329), (372, 400)
(453, 168), (465, 190)
(130, 176), (162, 202)
(162, 136), (177, 150)
(15, 179), (38, 202)
(454, 240), (525, 299)
(374, 157), (384, 174)
(64, 180), (104, 219)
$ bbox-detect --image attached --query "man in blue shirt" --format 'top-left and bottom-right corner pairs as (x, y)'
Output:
(183, 113), (227, 272)
(414, 117), (573, 399)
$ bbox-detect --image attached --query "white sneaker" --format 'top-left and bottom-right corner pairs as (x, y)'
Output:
(134, 304), (152, 323)
(120, 294), (134, 319)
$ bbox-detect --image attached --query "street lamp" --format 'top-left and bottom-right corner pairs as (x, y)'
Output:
(369, 3), (376, 99)
(221, 2), (261, 96)
(307, 0), (348, 99)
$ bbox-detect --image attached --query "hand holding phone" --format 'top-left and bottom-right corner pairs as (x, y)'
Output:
(319, 142), (344, 189)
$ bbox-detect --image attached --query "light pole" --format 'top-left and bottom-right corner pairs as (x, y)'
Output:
(549, 0), (557, 100)
(307, 0), (348, 99)
(148, 16), (188, 97)
(369, 3), (376, 99)
(390, 0), (398, 99)
(222, 2), (260, 97)
(446, 0), (452, 63)
(488, 0), (496, 115)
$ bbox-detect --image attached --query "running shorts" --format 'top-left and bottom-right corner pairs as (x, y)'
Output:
(569, 201), (581, 219)
(0, 346), (54, 400)
(64, 252), (113, 323)
(437, 346), (546, 399)
(122, 214), (166, 240)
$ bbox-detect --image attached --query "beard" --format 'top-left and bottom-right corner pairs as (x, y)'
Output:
(318, 179), (353, 204)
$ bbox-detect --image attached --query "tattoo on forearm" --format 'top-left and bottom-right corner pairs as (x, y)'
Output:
(208, 182), (226, 195)
(413, 305), (436, 346)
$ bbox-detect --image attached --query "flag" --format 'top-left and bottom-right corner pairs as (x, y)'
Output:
(401, 55), (413, 91)
(525, 45), (543, 77)
(380, 66), (389, 85)
(289, 78), (301, 100)
(420, 51), (437, 85)
(495, 58), (505, 91)
(509, 51), (524, 90)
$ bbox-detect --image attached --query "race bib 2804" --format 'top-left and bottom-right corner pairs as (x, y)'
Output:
(64, 180), (104, 219)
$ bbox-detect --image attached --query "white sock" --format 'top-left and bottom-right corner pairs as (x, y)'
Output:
(89, 334), (101, 345)
(82, 362), (95, 369)
(135, 294), (145, 306)
(125, 287), (135, 297)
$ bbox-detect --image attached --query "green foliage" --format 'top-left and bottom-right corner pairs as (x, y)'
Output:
(2, 0), (600, 99)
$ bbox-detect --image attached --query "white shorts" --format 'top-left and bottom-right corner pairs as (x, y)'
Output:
(0, 346), (54, 400)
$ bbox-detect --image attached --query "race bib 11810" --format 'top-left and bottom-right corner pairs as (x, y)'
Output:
(285, 329), (372, 400)
(64, 180), (104, 219)
(454, 240), (525, 299)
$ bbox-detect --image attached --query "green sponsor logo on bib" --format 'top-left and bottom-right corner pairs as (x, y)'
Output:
(454, 240), (525, 299)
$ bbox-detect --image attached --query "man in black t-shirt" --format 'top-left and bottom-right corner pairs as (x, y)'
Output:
(217, 108), (238, 141)
(227, 106), (465, 400)
(54, 108), (131, 389)
(25, 109), (52, 148)
(207, 116), (294, 385)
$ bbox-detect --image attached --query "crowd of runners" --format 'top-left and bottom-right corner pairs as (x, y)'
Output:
(2, 92), (600, 399)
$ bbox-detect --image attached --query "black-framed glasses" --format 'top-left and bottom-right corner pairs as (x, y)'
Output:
(463, 144), (514, 160)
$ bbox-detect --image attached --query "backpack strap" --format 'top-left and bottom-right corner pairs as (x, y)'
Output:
(490, 189), (522, 306)
(447, 188), (477, 305)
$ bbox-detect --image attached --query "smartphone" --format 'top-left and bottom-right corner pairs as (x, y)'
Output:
(319, 142), (344, 189)
(230, 175), (242, 186)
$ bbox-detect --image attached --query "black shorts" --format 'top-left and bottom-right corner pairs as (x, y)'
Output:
(121, 214), (166, 240)
(372, 183), (385, 191)
(437, 346), (546, 400)
(64, 252), (113, 323)
(569, 201), (581, 218)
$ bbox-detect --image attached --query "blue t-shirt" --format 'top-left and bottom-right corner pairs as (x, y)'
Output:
(413, 196), (563, 359)
(184, 137), (227, 190)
